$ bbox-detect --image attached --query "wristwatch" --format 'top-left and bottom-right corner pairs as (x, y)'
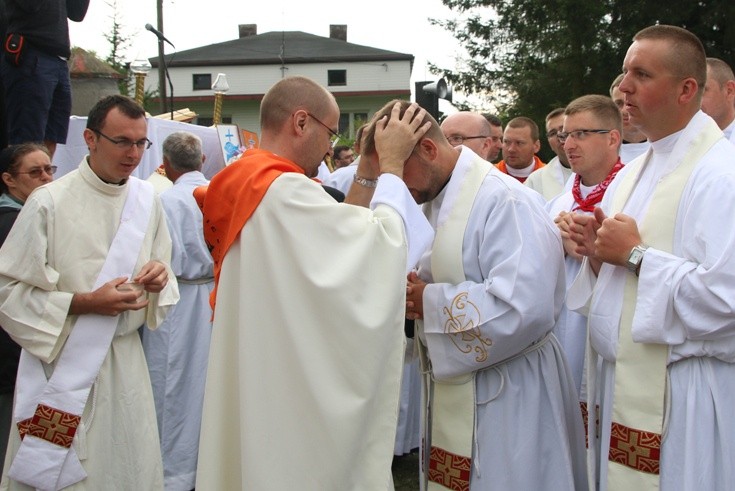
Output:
(353, 174), (379, 188)
(626, 244), (648, 275)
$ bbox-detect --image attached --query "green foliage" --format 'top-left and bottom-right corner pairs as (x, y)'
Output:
(433, 0), (735, 130)
(103, 0), (133, 96)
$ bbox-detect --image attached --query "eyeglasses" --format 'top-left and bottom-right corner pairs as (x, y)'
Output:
(15, 165), (57, 178)
(306, 113), (341, 148)
(557, 129), (611, 144)
(446, 135), (489, 146)
(93, 129), (152, 150)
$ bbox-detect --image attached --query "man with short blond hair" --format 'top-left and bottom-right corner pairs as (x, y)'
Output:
(525, 107), (573, 200)
(548, 94), (623, 400)
(496, 116), (544, 182)
(702, 57), (735, 143)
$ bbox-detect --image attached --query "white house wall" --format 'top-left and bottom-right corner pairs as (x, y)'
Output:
(145, 60), (412, 137)
(145, 60), (412, 98)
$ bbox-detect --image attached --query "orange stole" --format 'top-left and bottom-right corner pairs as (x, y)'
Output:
(495, 155), (545, 183)
(193, 148), (303, 310)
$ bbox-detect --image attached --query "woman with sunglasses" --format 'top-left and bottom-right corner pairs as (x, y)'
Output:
(0, 142), (54, 469)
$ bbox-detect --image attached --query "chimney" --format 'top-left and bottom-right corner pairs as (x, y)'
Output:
(239, 24), (257, 38)
(329, 25), (347, 42)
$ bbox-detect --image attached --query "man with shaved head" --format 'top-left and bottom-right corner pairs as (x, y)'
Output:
(440, 111), (494, 160)
(194, 77), (434, 489)
(568, 25), (735, 490)
(701, 57), (735, 144)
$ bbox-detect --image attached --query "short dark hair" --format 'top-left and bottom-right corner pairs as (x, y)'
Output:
(506, 116), (540, 141)
(86, 95), (146, 132)
(333, 145), (351, 158)
(483, 113), (502, 127)
(0, 143), (51, 194)
(362, 99), (443, 156)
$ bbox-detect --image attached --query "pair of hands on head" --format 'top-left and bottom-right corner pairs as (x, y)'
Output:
(556, 208), (643, 274)
(357, 103), (432, 180)
(70, 260), (169, 317)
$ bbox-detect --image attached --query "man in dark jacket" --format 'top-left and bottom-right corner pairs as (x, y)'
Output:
(1, 0), (90, 156)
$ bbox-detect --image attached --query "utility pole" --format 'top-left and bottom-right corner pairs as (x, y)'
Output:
(156, 0), (167, 113)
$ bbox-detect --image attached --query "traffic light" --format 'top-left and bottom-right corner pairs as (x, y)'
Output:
(414, 78), (453, 121)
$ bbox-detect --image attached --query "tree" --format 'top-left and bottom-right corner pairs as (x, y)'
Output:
(432, 0), (735, 130)
(103, 0), (133, 96)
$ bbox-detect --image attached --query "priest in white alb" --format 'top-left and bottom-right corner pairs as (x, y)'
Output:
(547, 94), (625, 401)
(0, 95), (178, 490)
(140, 131), (213, 490)
(363, 100), (587, 490)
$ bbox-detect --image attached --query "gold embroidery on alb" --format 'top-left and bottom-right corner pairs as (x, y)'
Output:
(443, 292), (492, 362)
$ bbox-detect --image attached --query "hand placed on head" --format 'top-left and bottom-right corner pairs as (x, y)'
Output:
(374, 103), (432, 177)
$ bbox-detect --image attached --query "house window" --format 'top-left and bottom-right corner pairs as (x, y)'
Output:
(338, 114), (349, 135)
(193, 74), (212, 91)
(328, 70), (347, 86)
(338, 112), (370, 139)
(196, 116), (232, 127)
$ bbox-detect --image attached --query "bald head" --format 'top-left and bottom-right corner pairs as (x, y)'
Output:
(440, 112), (493, 160)
(258, 76), (340, 176)
(260, 76), (337, 132)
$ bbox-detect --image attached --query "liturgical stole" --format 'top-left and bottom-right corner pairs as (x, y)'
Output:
(595, 116), (722, 489)
(417, 157), (491, 491)
(8, 178), (154, 490)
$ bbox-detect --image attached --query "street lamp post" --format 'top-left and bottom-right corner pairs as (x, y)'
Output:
(130, 58), (152, 106)
(211, 73), (230, 125)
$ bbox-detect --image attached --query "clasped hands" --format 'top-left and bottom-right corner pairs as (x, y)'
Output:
(405, 271), (426, 321)
(561, 207), (643, 274)
(70, 260), (169, 317)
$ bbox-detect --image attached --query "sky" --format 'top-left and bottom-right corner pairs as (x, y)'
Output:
(69, 0), (467, 107)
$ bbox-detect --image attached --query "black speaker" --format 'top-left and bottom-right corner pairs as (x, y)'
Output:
(414, 78), (452, 120)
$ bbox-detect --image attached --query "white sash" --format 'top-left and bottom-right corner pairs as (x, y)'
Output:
(8, 178), (154, 491)
(585, 114), (723, 490)
(418, 155), (491, 491)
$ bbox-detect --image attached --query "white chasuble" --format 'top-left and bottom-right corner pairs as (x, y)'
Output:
(195, 172), (433, 490)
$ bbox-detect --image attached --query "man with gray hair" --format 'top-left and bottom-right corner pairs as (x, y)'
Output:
(141, 131), (213, 491)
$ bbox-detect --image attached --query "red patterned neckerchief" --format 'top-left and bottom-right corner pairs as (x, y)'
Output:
(572, 158), (624, 212)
